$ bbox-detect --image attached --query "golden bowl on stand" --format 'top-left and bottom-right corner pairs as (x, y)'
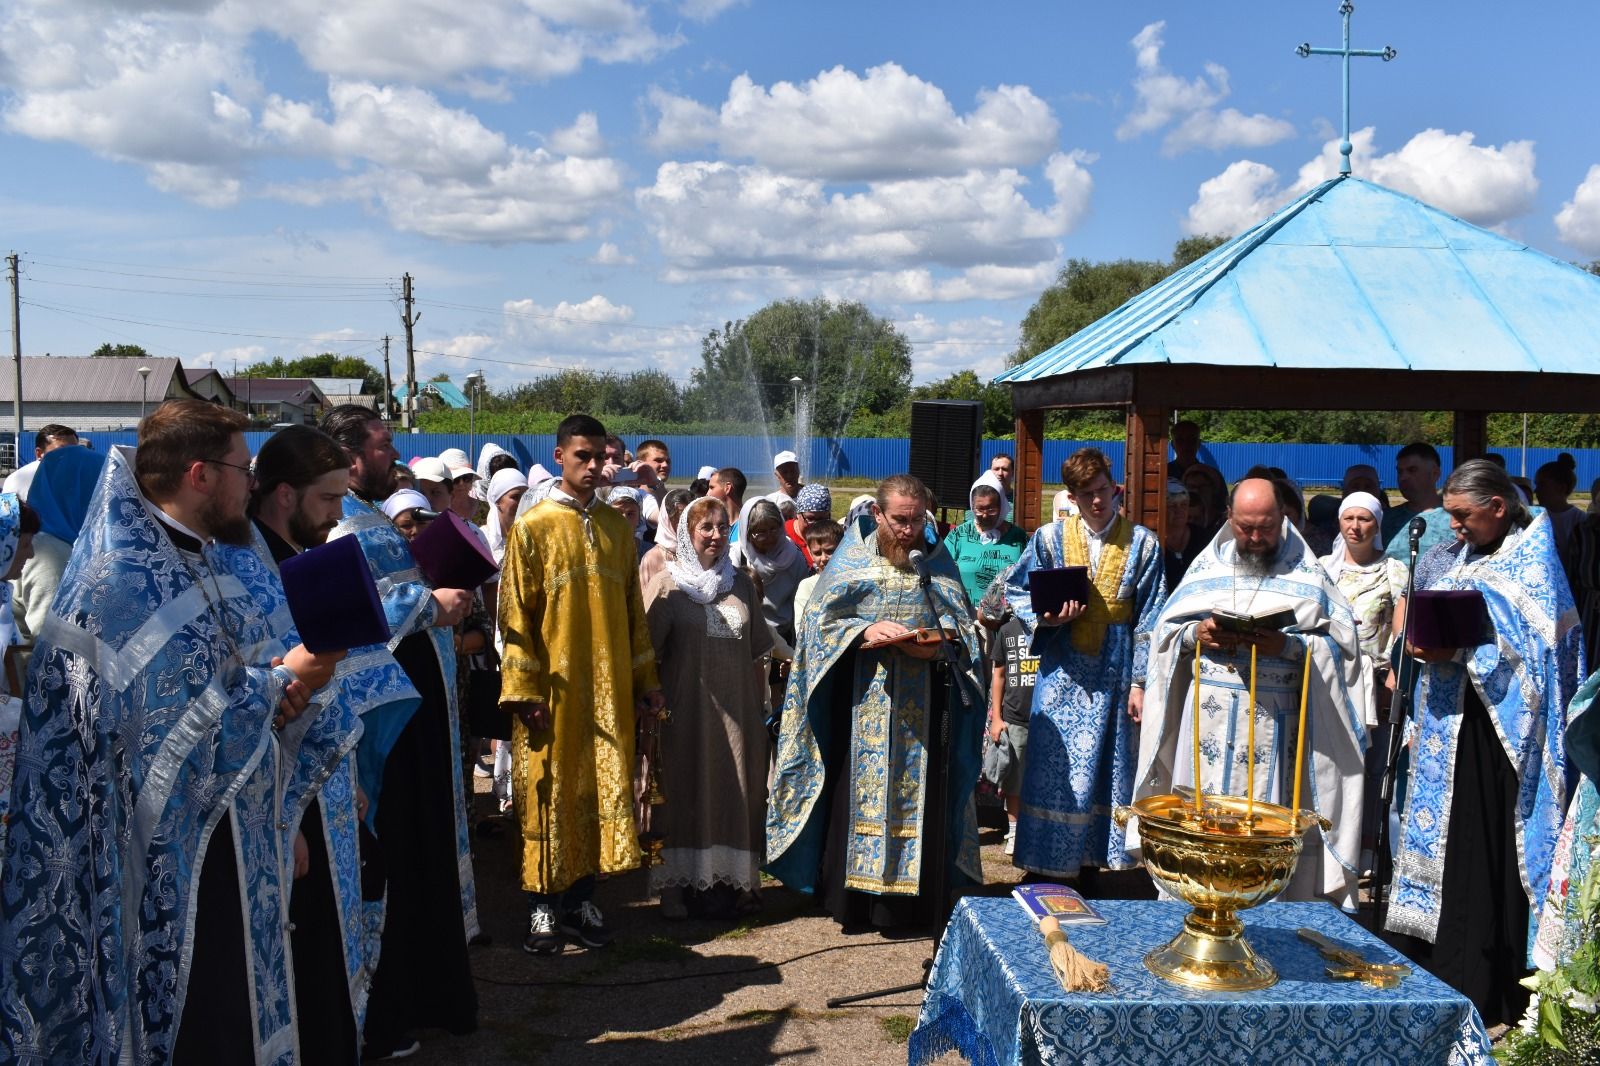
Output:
(1114, 792), (1329, 992)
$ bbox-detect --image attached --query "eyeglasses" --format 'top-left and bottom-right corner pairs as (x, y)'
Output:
(880, 512), (924, 531)
(202, 457), (255, 482)
(800, 511), (831, 522)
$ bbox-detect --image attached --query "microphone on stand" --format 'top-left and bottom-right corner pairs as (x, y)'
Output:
(908, 548), (932, 588)
(1408, 516), (1426, 556)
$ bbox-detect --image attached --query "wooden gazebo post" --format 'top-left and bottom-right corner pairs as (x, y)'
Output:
(1124, 403), (1170, 548)
(1014, 409), (1046, 532)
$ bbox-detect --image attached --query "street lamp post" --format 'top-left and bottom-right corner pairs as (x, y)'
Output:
(137, 365), (152, 425)
(465, 371), (482, 460)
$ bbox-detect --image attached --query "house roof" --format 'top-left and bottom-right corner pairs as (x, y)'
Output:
(224, 377), (328, 406)
(997, 175), (1600, 385)
(393, 380), (470, 408)
(309, 377), (369, 399)
(0, 356), (192, 403)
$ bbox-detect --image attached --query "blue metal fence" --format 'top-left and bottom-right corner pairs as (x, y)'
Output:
(83, 430), (1599, 490)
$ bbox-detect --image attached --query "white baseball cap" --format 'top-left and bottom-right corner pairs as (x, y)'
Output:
(773, 450), (799, 468)
(696, 465), (718, 480)
(413, 457), (450, 484)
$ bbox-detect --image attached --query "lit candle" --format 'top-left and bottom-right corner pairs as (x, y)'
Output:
(1192, 642), (1204, 814)
(1246, 642), (1257, 823)
(1291, 639), (1312, 823)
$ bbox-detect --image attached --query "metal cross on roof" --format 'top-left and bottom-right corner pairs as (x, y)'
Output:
(1296, 1), (1397, 175)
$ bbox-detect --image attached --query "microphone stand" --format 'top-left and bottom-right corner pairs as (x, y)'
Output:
(1370, 519), (1423, 935)
(827, 550), (970, 1007)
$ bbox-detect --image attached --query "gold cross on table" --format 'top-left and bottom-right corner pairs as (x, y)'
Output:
(1297, 927), (1411, 989)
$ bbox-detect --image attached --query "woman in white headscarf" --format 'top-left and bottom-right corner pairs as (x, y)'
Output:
(730, 496), (811, 646)
(1321, 491), (1409, 705)
(644, 496), (773, 919)
(481, 467), (528, 567)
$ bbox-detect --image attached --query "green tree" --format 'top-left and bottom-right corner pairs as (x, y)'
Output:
(240, 353), (386, 397)
(91, 343), (152, 358)
(909, 370), (1014, 436)
(683, 298), (912, 438)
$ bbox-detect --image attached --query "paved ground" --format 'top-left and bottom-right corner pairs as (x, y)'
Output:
(403, 788), (1063, 1065)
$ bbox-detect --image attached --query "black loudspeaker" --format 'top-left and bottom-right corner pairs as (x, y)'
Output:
(908, 400), (984, 511)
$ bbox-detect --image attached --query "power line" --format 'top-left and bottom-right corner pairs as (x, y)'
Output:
(19, 252), (395, 283)
(25, 278), (394, 302)
(22, 299), (388, 345)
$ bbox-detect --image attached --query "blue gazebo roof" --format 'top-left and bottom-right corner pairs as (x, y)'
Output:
(999, 175), (1600, 387)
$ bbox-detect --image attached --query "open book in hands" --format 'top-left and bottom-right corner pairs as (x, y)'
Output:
(1210, 607), (1298, 635)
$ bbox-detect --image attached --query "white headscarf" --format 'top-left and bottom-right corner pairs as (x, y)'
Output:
(844, 494), (875, 526)
(473, 443), (514, 500)
(969, 469), (1012, 523)
(668, 498), (735, 605)
(381, 488), (433, 520)
(733, 495), (804, 582)
(1320, 491), (1385, 580)
(483, 467), (528, 563)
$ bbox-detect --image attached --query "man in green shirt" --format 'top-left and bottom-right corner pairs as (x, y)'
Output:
(944, 471), (1028, 609)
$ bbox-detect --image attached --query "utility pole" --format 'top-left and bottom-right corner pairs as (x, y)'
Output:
(400, 274), (418, 430)
(7, 254), (21, 469)
(382, 335), (393, 422)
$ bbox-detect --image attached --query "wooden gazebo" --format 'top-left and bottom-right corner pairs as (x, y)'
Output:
(998, 175), (1600, 541)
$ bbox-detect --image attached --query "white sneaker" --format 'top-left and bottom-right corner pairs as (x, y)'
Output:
(1004, 822), (1017, 856)
(523, 903), (562, 955)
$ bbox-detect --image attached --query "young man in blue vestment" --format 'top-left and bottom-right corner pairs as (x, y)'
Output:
(767, 474), (985, 930)
(1003, 448), (1166, 884)
(0, 400), (346, 1066)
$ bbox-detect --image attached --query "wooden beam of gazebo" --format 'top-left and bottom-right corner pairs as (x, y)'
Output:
(999, 176), (1600, 543)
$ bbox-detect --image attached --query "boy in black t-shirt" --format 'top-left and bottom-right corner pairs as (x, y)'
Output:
(986, 606), (1040, 856)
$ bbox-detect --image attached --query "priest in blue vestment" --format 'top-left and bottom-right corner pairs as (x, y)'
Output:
(249, 425), (421, 1066)
(1387, 459), (1582, 1028)
(1003, 448), (1166, 881)
(766, 474), (984, 930)
(0, 401), (348, 1066)
(320, 405), (478, 1060)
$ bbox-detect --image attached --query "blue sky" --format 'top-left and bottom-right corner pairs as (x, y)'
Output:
(2, 0), (1597, 393)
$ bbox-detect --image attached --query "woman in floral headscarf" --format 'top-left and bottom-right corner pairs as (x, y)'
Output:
(644, 496), (773, 919)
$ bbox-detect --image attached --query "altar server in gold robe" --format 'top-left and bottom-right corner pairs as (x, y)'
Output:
(499, 413), (665, 956)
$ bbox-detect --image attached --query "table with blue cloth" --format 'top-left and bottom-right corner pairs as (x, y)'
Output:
(909, 897), (1491, 1066)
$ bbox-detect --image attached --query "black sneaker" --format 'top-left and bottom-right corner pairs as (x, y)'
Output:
(523, 903), (562, 955)
(559, 900), (614, 949)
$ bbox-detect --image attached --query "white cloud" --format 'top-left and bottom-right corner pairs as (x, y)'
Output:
(238, 0), (681, 88)
(645, 63), (1059, 181)
(145, 162), (243, 208)
(590, 241), (635, 265)
(0, 0), (664, 236)
(1116, 21), (1292, 155)
(1555, 165), (1600, 255)
(897, 313), (1013, 383)
(678, 0), (746, 20)
(637, 151), (1092, 301)
(547, 111), (606, 157)
(416, 294), (702, 383)
(1183, 127), (1539, 236)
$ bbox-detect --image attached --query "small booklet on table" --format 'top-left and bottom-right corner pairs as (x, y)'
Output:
(1012, 883), (1106, 926)
(1210, 606), (1298, 634)
(1028, 566), (1090, 615)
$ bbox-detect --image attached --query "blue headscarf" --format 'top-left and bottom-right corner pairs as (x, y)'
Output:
(27, 445), (106, 544)
(0, 493), (19, 578)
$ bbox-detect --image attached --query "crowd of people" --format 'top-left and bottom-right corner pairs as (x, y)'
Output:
(0, 406), (1596, 1062)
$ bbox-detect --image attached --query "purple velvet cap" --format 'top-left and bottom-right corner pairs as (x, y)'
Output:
(279, 534), (391, 653)
(1408, 589), (1492, 650)
(410, 509), (499, 591)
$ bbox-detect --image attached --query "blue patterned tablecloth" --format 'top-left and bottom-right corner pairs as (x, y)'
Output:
(909, 897), (1491, 1066)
